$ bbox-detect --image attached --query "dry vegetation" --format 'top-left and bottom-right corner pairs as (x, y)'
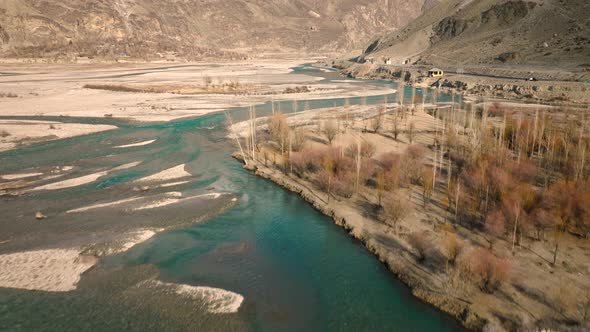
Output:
(229, 85), (590, 330)
(0, 92), (18, 98)
(83, 78), (264, 95)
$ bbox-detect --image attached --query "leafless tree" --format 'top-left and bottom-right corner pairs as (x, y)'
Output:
(381, 193), (411, 233)
(322, 120), (339, 145)
(407, 121), (416, 144)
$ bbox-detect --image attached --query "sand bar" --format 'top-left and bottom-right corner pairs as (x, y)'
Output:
(0, 249), (97, 292)
(142, 280), (244, 314)
(135, 164), (191, 183)
(30, 171), (108, 191)
(115, 139), (157, 148)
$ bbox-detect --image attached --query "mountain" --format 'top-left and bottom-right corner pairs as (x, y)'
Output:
(0, 0), (434, 59)
(363, 0), (590, 68)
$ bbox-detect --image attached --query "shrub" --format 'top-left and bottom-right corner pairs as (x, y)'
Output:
(442, 232), (463, 265)
(315, 169), (331, 192)
(508, 158), (537, 182)
(290, 152), (307, 176)
(381, 193), (411, 231)
(345, 141), (376, 159)
(408, 231), (432, 262)
(485, 210), (506, 239)
(379, 152), (402, 171)
(333, 171), (356, 198)
(404, 144), (427, 184)
(459, 247), (510, 293)
(268, 113), (289, 152)
(291, 128), (308, 152)
(322, 120), (338, 144)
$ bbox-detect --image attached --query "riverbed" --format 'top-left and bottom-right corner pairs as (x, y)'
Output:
(0, 62), (462, 331)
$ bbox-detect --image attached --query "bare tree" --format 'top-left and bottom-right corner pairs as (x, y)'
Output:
(322, 156), (334, 203)
(407, 121), (416, 144)
(422, 166), (434, 207)
(392, 112), (401, 140)
(381, 193), (411, 233)
(322, 120), (339, 145)
(268, 112), (289, 154)
(291, 127), (307, 152)
(371, 103), (385, 133)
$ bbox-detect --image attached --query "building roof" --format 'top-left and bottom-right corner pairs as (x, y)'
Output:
(429, 68), (443, 72)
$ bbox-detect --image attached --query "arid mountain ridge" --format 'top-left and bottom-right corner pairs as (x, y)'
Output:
(362, 0), (590, 68)
(0, 0), (436, 60)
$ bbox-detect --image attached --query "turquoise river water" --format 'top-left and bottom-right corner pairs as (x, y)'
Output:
(0, 65), (463, 331)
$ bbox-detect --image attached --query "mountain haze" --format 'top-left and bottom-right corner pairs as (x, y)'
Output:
(0, 0), (434, 59)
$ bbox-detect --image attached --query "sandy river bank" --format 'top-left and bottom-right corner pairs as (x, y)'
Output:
(0, 59), (394, 152)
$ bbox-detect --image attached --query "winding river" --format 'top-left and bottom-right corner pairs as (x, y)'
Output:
(0, 65), (462, 331)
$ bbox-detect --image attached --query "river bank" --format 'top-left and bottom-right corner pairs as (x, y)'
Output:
(229, 98), (590, 331)
(239, 159), (485, 329)
(331, 60), (590, 107)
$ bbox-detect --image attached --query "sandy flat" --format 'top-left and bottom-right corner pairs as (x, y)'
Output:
(66, 196), (143, 213)
(111, 161), (142, 171)
(159, 180), (191, 188)
(0, 60), (395, 124)
(0, 172), (43, 180)
(141, 280), (244, 314)
(0, 120), (117, 152)
(135, 164), (191, 183)
(30, 171), (108, 191)
(132, 197), (182, 211)
(132, 192), (183, 211)
(115, 139), (157, 148)
(119, 229), (159, 253)
(0, 249), (97, 292)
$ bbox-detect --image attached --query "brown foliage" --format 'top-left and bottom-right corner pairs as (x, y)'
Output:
(459, 247), (510, 293)
(508, 158), (538, 182)
(322, 120), (339, 144)
(290, 128), (308, 152)
(485, 210), (506, 238)
(404, 144), (427, 184)
(345, 141), (376, 159)
(381, 193), (411, 231)
(379, 152), (402, 171)
(268, 113), (289, 152)
(542, 180), (590, 237)
(332, 171), (356, 198)
(408, 231), (432, 262)
(442, 232), (463, 265)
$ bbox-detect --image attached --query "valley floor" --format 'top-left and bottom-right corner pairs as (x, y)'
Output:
(0, 58), (391, 152)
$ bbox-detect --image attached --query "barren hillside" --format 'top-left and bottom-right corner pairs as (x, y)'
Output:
(363, 0), (590, 69)
(0, 0), (434, 60)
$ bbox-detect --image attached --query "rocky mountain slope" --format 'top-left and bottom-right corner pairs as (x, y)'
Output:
(0, 0), (434, 60)
(363, 0), (590, 69)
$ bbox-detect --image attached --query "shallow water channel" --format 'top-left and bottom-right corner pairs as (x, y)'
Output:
(0, 65), (463, 331)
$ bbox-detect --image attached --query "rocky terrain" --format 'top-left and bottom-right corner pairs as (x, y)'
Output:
(361, 0), (590, 70)
(0, 0), (435, 60)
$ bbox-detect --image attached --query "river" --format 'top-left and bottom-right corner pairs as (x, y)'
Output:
(0, 64), (463, 331)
